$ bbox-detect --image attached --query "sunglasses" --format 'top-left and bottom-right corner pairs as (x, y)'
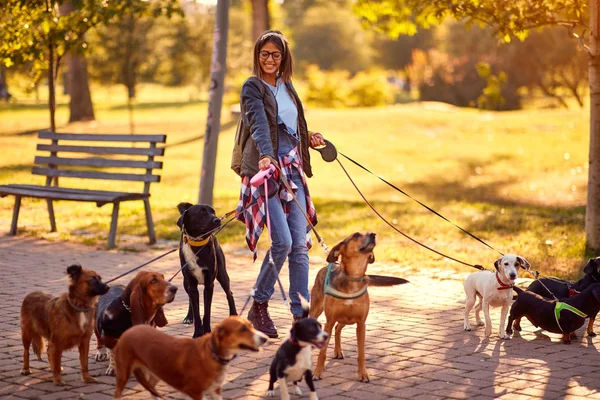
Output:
(259, 50), (283, 61)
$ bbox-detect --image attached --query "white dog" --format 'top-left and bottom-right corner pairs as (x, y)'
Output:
(463, 254), (530, 339)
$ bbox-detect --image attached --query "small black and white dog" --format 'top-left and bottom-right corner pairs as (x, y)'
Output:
(177, 202), (237, 338)
(267, 296), (328, 400)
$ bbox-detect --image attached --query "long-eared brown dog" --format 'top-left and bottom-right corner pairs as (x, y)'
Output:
(20, 264), (109, 385)
(94, 271), (177, 375)
(310, 232), (408, 382)
(113, 316), (268, 399)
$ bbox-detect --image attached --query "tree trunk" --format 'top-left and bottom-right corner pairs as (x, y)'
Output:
(587, 0), (600, 254)
(251, 0), (269, 41)
(198, 0), (229, 205)
(48, 42), (57, 132)
(59, 0), (95, 123)
(0, 66), (10, 101)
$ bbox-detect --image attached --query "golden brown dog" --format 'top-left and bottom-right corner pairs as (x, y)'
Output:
(310, 232), (377, 382)
(95, 271), (177, 375)
(20, 264), (109, 385)
(113, 316), (268, 399)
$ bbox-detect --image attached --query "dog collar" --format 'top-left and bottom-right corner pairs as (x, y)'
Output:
(67, 296), (93, 313)
(324, 263), (369, 300)
(182, 225), (211, 247)
(287, 338), (310, 348)
(211, 338), (236, 365)
(495, 272), (514, 290)
(121, 299), (131, 313)
(554, 302), (587, 332)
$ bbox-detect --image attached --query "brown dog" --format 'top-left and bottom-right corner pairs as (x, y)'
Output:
(20, 264), (109, 385)
(94, 271), (177, 375)
(310, 232), (377, 382)
(113, 316), (268, 399)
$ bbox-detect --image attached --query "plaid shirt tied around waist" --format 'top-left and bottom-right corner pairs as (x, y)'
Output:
(235, 146), (317, 261)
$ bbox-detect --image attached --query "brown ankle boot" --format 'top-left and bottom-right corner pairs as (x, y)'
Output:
(247, 300), (278, 338)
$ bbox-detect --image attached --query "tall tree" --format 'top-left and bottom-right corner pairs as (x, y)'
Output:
(251, 0), (269, 40)
(353, 0), (600, 254)
(0, 0), (181, 132)
(59, 0), (95, 122)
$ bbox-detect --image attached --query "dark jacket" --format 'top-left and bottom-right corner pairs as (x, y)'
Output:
(239, 77), (312, 178)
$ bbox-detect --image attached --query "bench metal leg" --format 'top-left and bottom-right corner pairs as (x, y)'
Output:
(46, 199), (57, 232)
(108, 202), (119, 249)
(9, 196), (21, 235)
(143, 198), (156, 245)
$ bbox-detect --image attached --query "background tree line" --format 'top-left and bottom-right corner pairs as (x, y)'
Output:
(2, 0), (588, 114)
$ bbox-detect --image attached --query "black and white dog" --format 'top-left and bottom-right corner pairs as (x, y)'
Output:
(267, 296), (328, 400)
(177, 202), (237, 338)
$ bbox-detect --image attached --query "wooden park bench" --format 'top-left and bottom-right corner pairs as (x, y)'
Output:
(0, 130), (166, 249)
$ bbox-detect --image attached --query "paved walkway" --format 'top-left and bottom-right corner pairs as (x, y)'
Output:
(1, 236), (600, 399)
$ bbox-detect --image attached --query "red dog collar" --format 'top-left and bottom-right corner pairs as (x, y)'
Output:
(496, 272), (514, 290)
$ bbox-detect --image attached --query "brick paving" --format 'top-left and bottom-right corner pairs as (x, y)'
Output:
(1, 236), (600, 399)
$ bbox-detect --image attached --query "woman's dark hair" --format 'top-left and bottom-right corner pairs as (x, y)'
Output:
(253, 30), (293, 82)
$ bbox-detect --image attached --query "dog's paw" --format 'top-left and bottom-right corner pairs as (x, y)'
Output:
(105, 366), (115, 376)
(588, 330), (597, 337)
(333, 350), (344, 359)
(476, 320), (485, 326)
(94, 348), (109, 362)
(358, 370), (370, 383)
(53, 379), (66, 386)
(83, 375), (98, 384)
(313, 369), (324, 381)
(484, 328), (492, 337)
(500, 333), (510, 340)
(266, 390), (275, 397)
(192, 330), (205, 339)
(463, 323), (472, 331)
(293, 385), (302, 395)
(20, 368), (31, 376)
(183, 316), (193, 325)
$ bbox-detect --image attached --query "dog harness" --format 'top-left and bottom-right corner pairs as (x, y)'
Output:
(554, 302), (587, 332)
(323, 263), (368, 300)
(495, 272), (513, 290)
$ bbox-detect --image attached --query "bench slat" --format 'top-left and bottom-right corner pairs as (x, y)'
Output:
(37, 144), (165, 156)
(39, 130), (166, 143)
(34, 156), (163, 170)
(0, 184), (148, 203)
(31, 167), (161, 182)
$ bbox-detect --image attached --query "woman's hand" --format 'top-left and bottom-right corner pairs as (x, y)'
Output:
(258, 157), (272, 170)
(310, 132), (326, 148)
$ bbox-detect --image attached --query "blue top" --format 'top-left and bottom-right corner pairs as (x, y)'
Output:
(262, 79), (299, 156)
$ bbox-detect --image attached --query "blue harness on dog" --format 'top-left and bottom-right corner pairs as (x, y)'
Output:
(323, 263), (369, 300)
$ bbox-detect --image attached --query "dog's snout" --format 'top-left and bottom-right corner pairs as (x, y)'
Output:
(169, 285), (178, 293)
(323, 332), (329, 340)
(509, 273), (517, 279)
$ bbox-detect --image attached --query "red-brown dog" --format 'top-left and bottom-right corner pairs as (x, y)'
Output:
(94, 271), (177, 375)
(113, 316), (268, 399)
(20, 264), (109, 385)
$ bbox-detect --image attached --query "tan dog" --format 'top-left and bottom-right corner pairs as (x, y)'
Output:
(20, 264), (109, 385)
(94, 271), (177, 375)
(113, 316), (268, 399)
(310, 232), (377, 382)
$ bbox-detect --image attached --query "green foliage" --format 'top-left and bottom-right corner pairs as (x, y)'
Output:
(304, 65), (395, 107)
(354, 0), (588, 40)
(476, 62), (507, 110)
(292, 3), (374, 74)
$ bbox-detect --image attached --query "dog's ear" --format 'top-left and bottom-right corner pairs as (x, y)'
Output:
(176, 214), (185, 229)
(326, 240), (345, 263)
(494, 257), (502, 271)
(516, 256), (530, 271)
(66, 264), (83, 281)
(368, 253), (375, 264)
(584, 258), (596, 274)
(208, 206), (216, 215)
(177, 202), (194, 215)
(152, 307), (168, 328)
(128, 275), (147, 325)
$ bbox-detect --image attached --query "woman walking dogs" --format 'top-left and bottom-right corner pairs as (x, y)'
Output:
(234, 30), (326, 338)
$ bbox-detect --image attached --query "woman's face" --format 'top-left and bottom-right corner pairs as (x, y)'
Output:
(259, 41), (282, 77)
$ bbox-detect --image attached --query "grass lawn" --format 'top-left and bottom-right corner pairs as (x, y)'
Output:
(0, 84), (590, 278)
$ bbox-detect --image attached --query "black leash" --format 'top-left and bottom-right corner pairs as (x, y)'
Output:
(338, 151), (504, 257)
(104, 248), (179, 284)
(336, 158), (484, 271)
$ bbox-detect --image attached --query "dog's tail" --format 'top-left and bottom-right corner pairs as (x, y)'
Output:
(368, 275), (409, 287)
(298, 293), (310, 319)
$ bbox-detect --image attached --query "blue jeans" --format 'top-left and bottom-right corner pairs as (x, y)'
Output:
(253, 169), (309, 317)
